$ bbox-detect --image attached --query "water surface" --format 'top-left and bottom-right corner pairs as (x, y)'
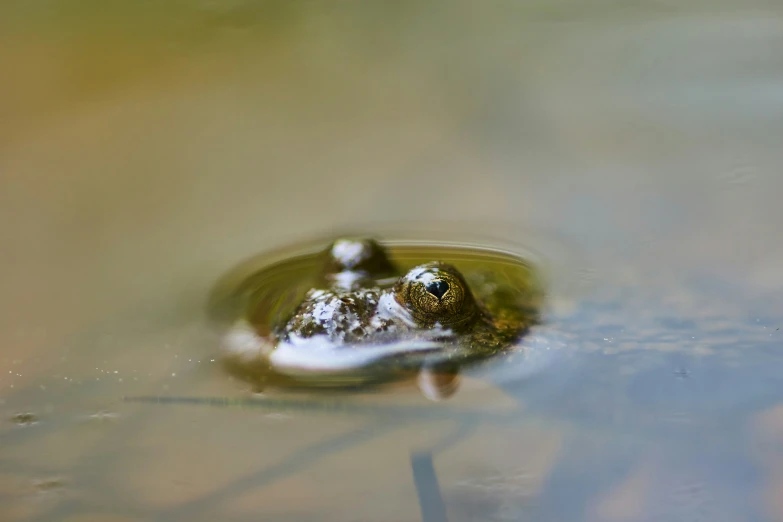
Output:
(1, 2), (783, 521)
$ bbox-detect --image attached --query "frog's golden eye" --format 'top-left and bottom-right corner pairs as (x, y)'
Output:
(424, 280), (449, 300)
(411, 275), (464, 315)
(395, 263), (477, 328)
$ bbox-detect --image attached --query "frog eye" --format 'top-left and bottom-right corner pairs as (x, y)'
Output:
(413, 274), (463, 314)
(395, 263), (476, 327)
(425, 280), (449, 300)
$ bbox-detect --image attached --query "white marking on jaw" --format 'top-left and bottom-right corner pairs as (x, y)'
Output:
(269, 334), (442, 373)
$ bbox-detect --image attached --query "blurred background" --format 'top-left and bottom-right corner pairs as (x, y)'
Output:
(1, 1), (783, 521)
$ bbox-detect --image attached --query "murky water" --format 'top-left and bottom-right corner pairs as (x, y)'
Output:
(1, 2), (783, 521)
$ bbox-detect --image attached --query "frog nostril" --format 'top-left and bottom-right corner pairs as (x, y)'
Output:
(425, 280), (449, 300)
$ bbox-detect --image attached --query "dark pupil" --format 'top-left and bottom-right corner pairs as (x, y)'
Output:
(424, 280), (449, 300)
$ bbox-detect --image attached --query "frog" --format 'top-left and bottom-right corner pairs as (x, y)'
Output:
(220, 237), (539, 400)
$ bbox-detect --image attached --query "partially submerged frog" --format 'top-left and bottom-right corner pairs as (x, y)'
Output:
(220, 238), (539, 400)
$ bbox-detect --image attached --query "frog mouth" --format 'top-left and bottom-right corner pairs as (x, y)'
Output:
(269, 334), (446, 375)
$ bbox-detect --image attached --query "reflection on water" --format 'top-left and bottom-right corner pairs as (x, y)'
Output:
(1, 2), (783, 521)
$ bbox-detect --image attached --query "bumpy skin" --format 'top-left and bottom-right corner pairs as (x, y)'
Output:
(276, 238), (530, 362)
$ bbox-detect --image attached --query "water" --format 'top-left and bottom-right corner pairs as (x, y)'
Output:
(1, 2), (783, 521)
